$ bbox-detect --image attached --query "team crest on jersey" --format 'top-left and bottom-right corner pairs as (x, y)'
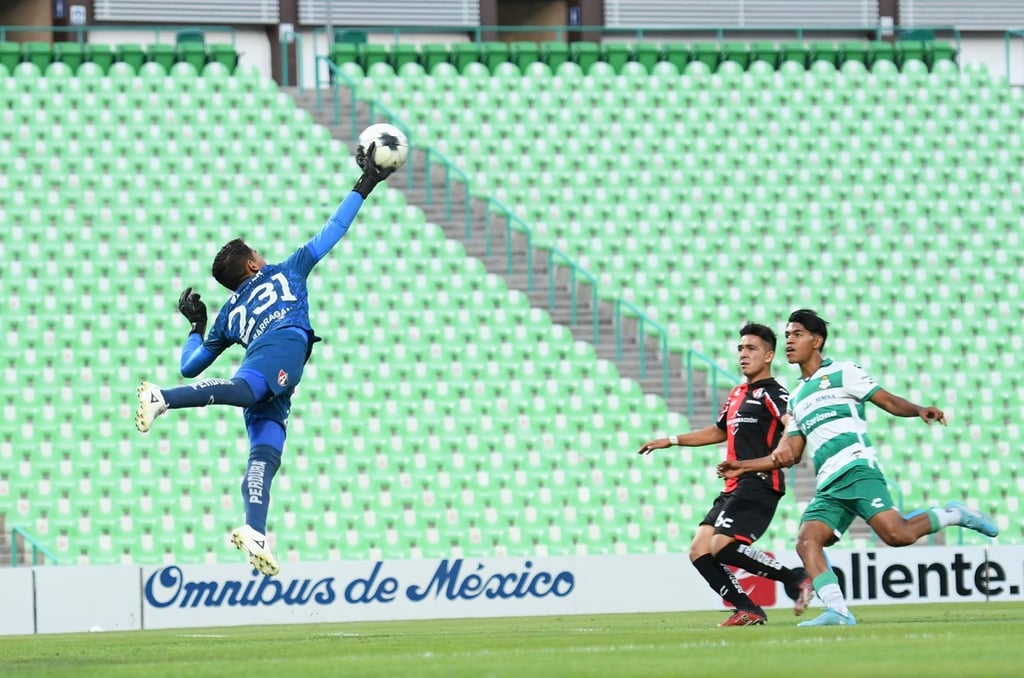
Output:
(752, 388), (764, 399)
(277, 370), (289, 387)
(818, 375), (831, 390)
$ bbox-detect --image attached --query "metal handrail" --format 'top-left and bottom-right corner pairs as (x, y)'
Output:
(482, 199), (534, 292)
(422, 147), (472, 236)
(684, 348), (741, 418)
(313, 56), (358, 130)
(10, 526), (59, 566)
(614, 298), (669, 402)
(307, 23), (961, 47)
(279, 30), (303, 92)
(1004, 30), (1024, 83)
(0, 24), (237, 44)
(547, 248), (600, 345)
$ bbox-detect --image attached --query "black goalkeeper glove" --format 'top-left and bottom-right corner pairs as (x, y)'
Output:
(178, 287), (208, 338)
(352, 141), (395, 199)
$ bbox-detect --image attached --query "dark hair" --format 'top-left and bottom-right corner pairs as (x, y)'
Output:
(212, 238), (255, 291)
(788, 308), (829, 350)
(739, 322), (776, 351)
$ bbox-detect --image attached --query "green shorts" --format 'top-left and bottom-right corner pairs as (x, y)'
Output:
(800, 464), (896, 537)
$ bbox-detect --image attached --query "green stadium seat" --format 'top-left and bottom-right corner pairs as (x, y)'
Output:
(570, 41), (600, 72)
(779, 42), (809, 68)
(419, 43), (449, 72)
(7, 32), (1020, 565)
(146, 44), (176, 71)
(510, 41), (539, 70)
(175, 30), (205, 45)
(601, 43), (631, 73)
(748, 42), (778, 68)
(660, 43), (691, 70)
(22, 42), (52, 70)
(334, 30), (367, 45)
(631, 42), (660, 71)
(208, 44), (239, 72)
(809, 42), (839, 67)
(450, 42), (481, 72)
(84, 44), (114, 72)
(897, 40), (927, 67)
(52, 42), (85, 70)
(329, 42), (358, 67)
(388, 44), (419, 71)
(0, 41), (20, 70)
(357, 43), (388, 72)
(720, 42), (749, 68)
(691, 43), (720, 69)
(176, 42), (207, 71)
(868, 41), (896, 66)
(840, 41), (869, 66)
(540, 42), (569, 69)
(928, 41), (958, 68)
(481, 41), (509, 71)
(115, 44), (146, 70)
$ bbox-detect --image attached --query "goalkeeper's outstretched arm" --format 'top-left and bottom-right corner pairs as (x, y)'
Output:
(305, 141), (396, 264)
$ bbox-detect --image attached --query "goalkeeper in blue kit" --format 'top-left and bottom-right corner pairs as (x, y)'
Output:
(134, 144), (393, 576)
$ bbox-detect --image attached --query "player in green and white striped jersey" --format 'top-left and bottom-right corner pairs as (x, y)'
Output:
(718, 309), (998, 627)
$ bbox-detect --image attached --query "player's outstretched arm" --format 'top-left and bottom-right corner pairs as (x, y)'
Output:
(637, 425), (726, 455)
(869, 388), (946, 425)
(305, 142), (396, 264)
(717, 434), (805, 478)
(176, 287), (217, 377)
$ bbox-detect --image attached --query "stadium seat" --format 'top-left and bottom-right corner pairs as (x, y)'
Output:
(6, 33), (1020, 566)
(146, 44), (176, 71)
(509, 42), (539, 70)
(52, 42), (85, 70)
(115, 44), (146, 70)
(0, 41), (19, 70)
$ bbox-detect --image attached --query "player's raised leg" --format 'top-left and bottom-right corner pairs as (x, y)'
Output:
(135, 381), (168, 433)
(946, 501), (998, 538)
(134, 377), (258, 433)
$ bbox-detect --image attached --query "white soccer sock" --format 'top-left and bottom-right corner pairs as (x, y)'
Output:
(817, 583), (850, 616)
(928, 507), (961, 530)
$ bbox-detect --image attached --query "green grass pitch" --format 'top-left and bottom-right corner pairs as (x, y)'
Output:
(3, 602), (1022, 677)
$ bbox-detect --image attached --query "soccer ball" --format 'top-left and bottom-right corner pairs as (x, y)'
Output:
(358, 123), (409, 170)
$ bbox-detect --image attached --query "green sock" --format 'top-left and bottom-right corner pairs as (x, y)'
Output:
(812, 570), (839, 591)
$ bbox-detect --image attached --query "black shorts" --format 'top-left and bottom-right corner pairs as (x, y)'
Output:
(699, 481), (783, 545)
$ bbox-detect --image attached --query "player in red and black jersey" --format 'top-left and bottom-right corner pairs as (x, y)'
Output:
(638, 323), (813, 626)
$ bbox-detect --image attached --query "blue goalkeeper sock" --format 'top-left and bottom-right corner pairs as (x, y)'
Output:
(241, 444), (281, 535)
(162, 377), (256, 409)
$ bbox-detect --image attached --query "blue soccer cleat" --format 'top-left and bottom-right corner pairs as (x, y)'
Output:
(947, 501), (999, 538)
(797, 608), (857, 627)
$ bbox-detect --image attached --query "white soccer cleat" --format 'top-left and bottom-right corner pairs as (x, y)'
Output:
(231, 524), (280, 576)
(135, 381), (168, 433)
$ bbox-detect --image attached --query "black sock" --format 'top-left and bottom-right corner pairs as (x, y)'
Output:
(692, 554), (758, 611)
(716, 542), (798, 583)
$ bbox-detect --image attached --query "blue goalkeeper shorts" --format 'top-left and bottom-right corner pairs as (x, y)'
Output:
(236, 330), (312, 429)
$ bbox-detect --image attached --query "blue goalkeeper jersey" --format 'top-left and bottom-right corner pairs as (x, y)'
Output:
(205, 254), (315, 352)
(179, 191), (364, 378)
